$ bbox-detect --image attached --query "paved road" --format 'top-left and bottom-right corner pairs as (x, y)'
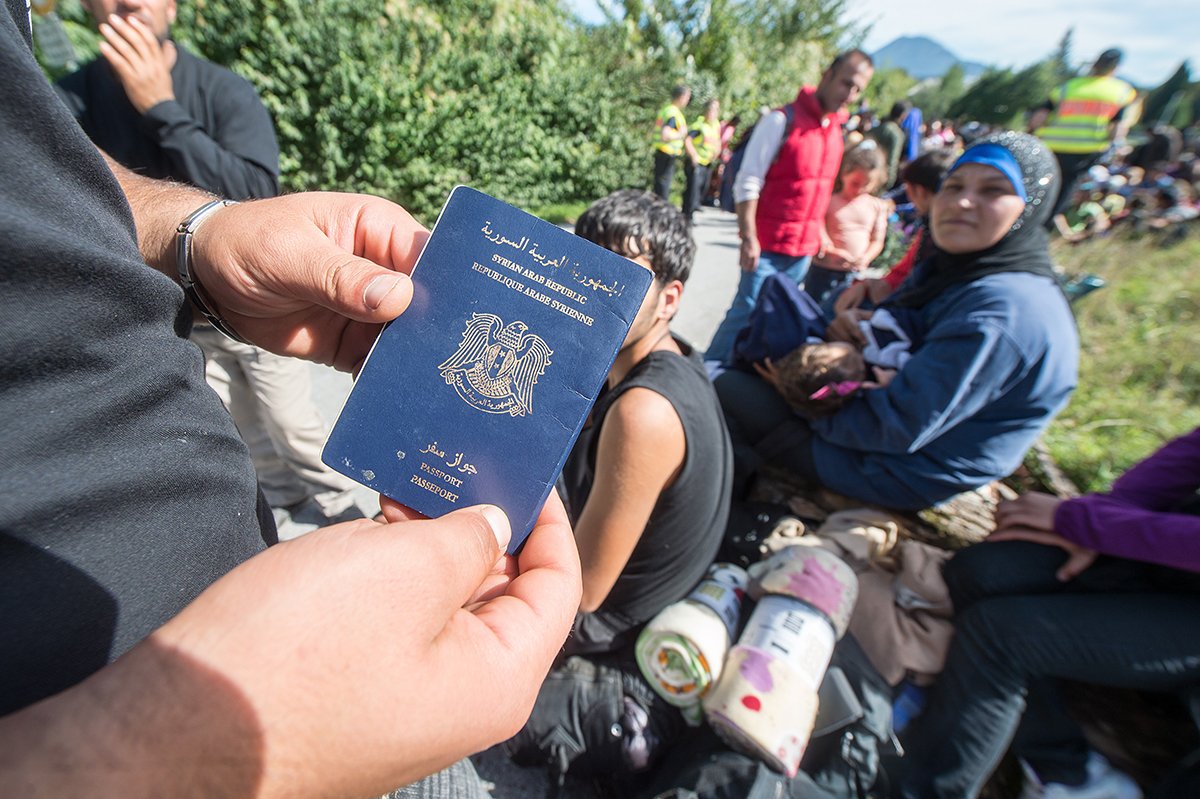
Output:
(307, 205), (742, 520)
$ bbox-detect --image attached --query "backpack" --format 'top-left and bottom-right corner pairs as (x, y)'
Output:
(729, 273), (829, 369)
(719, 104), (796, 213)
(505, 653), (689, 798)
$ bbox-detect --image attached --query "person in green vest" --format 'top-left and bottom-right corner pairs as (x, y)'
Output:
(683, 98), (722, 222)
(1030, 48), (1138, 225)
(653, 84), (692, 201)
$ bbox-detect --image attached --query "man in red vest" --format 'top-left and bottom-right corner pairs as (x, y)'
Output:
(705, 50), (873, 363)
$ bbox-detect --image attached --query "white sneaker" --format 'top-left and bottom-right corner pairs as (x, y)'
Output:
(1020, 752), (1142, 799)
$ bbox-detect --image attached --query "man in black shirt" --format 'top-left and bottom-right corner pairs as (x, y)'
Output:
(56, 0), (278, 198)
(0, 1), (579, 794)
(57, 0), (362, 533)
(508, 190), (733, 780)
(563, 190), (733, 654)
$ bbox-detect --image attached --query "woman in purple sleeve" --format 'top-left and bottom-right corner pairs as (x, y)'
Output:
(891, 428), (1200, 799)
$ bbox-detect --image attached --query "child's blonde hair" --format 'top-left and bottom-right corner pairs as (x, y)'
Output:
(774, 342), (867, 418)
(837, 142), (888, 195)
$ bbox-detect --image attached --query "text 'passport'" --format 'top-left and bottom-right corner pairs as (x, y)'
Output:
(323, 187), (655, 552)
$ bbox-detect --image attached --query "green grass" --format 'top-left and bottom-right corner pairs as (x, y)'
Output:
(1041, 230), (1200, 493)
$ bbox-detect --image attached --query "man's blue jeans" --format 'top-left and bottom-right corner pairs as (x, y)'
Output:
(704, 251), (812, 364)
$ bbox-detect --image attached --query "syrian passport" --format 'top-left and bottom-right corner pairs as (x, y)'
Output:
(323, 187), (655, 553)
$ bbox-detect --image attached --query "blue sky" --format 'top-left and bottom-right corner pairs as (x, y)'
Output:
(566, 0), (1195, 87)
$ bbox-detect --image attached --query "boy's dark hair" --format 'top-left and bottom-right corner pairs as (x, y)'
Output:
(671, 84), (690, 101)
(900, 148), (957, 192)
(574, 189), (696, 284)
(888, 100), (911, 122)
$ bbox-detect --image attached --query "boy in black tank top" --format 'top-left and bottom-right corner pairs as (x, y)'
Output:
(507, 190), (734, 780)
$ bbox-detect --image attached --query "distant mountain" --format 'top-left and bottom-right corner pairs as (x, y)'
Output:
(872, 36), (989, 81)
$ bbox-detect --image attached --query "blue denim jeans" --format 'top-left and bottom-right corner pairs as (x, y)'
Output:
(803, 264), (857, 309)
(704, 251), (812, 363)
(891, 541), (1200, 799)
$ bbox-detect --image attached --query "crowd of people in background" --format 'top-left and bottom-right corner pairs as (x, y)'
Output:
(615, 46), (1197, 799)
(654, 46), (1198, 254)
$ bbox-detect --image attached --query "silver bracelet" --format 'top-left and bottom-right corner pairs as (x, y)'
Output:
(175, 199), (248, 343)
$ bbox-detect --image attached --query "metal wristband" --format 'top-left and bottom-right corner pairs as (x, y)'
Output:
(175, 199), (248, 343)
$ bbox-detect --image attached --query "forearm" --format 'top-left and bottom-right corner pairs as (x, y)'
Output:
(0, 637), (261, 798)
(103, 151), (212, 280)
(574, 505), (646, 613)
(577, 560), (621, 613)
(1055, 494), (1200, 572)
(736, 199), (758, 243)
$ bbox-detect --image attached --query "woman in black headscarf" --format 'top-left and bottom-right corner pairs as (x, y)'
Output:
(715, 131), (1079, 511)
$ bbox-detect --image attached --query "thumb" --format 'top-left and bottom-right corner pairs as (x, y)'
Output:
(392, 505), (513, 621)
(309, 245), (415, 324)
(1056, 549), (1093, 582)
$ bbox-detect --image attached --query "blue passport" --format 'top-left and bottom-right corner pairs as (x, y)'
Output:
(323, 187), (654, 552)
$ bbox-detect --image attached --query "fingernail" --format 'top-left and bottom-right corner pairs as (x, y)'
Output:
(478, 505), (512, 551)
(364, 274), (406, 310)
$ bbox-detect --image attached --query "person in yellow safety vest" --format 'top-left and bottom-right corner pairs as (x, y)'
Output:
(653, 84), (692, 201)
(683, 98), (722, 222)
(1030, 48), (1138, 226)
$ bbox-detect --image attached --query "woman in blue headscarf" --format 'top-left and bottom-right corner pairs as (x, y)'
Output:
(715, 131), (1079, 510)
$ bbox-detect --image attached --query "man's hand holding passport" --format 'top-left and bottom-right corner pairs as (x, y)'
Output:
(324, 187), (654, 552)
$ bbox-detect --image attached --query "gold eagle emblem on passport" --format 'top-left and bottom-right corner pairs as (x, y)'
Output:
(438, 313), (553, 417)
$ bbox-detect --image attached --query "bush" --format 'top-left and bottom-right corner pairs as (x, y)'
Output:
(42, 0), (857, 221)
(174, 0), (659, 223)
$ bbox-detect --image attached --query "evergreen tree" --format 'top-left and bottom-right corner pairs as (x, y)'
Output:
(1142, 62), (1192, 127)
(911, 62), (965, 121)
(1050, 27), (1075, 84)
(949, 59), (1055, 127)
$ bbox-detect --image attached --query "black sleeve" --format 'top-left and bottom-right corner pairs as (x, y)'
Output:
(139, 75), (280, 200)
(53, 70), (87, 121)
